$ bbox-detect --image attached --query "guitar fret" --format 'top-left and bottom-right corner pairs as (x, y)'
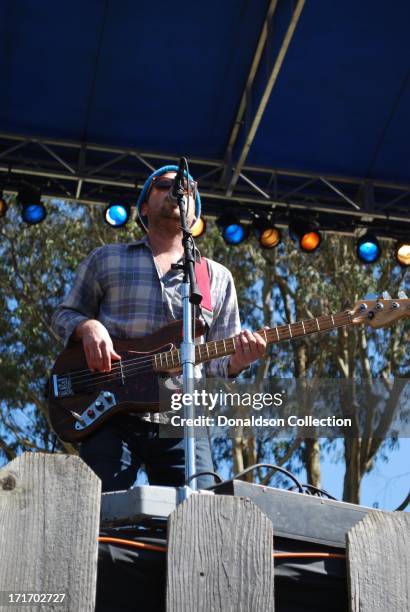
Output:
(150, 310), (354, 372)
(119, 360), (125, 385)
(322, 315), (332, 329)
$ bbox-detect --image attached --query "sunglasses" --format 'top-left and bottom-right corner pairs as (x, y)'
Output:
(150, 176), (197, 196)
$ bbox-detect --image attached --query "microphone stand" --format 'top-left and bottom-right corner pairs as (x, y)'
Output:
(172, 159), (202, 500)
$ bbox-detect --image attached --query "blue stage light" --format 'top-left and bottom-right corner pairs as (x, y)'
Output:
(224, 223), (245, 244)
(104, 203), (130, 227)
(19, 187), (47, 225)
(356, 233), (381, 263)
(22, 203), (47, 224)
(218, 213), (248, 245)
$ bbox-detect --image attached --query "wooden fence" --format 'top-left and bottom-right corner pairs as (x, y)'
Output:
(0, 453), (408, 611)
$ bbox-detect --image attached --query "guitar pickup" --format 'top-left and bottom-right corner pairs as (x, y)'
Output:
(53, 374), (74, 398)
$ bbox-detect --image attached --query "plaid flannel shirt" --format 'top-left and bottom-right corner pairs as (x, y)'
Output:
(51, 236), (241, 420)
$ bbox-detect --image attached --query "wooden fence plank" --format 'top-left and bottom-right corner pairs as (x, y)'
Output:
(0, 452), (101, 612)
(166, 494), (275, 612)
(347, 511), (410, 612)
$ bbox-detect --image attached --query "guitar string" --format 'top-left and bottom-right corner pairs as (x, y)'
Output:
(65, 313), (353, 385)
(65, 313), (354, 387)
(64, 313), (354, 389)
(72, 364), (156, 393)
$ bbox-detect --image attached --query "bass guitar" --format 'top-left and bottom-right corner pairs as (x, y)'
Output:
(48, 296), (409, 442)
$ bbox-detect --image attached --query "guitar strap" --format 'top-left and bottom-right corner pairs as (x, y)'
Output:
(194, 257), (213, 333)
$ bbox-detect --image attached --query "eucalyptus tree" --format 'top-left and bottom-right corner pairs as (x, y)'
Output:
(0, 199), (408, 505)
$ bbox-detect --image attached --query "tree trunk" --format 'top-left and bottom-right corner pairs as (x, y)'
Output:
(343, 437), (361, 504)
(244, 436), (257, 482)
(232, 436), (244, 477)
(294, 342), (321, 488)
(303, 438), (321, 488)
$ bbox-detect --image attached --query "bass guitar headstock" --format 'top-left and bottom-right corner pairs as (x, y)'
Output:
(350, 292), (410, 329)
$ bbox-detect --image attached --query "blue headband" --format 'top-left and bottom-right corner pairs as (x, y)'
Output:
(136, 165), (201, 231)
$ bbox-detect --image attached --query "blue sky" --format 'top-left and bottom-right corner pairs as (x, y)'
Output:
(320, 438), (409, 511)
(134, 437), (409, 511)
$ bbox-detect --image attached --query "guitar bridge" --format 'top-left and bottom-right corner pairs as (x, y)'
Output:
(53, 374), (74, 398)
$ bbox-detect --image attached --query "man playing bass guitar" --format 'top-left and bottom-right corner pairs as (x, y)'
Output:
(51, 165), (267, 491)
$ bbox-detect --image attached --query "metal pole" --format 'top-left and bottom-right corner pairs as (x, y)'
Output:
(180, 281), (197, 494)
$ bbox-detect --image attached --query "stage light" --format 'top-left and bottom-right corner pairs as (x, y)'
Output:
(104, 203), (130, 227)
(0, 191), (7, 218)
(395, 241), (410, 266)
(300, 231), (321, 252)
(217, 213), (249, 245)
(253, 216), (281, 249)
(260, 226), (281, 249)
(289, 218), (321, 252)
(19, 187), (46, 225)
(191, 216), (206, 238)
(356, 232), (381, 263)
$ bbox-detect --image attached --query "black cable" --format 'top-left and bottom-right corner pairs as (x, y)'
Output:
(184, 157), (190, 206)
(51, 434), (57, 454)
(287, 483), (337, 500)
(185, 471), (223, 486)
(303, 484), (337, 500)
(232, 463), (304, 493)
(182, 157), (196, 254)
(394, 491), (410, 512)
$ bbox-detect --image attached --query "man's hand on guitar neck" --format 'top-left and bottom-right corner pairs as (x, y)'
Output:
(73, 320), (267, 376)
(227, 328), (268, 377)
(74, 319), (121, 373)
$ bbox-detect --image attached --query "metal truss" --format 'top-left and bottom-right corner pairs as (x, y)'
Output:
(224, 0), (306, 197)
(0, 0), (408, 240)
(0, 132), (409, 236)
(0, 0), (408, 237)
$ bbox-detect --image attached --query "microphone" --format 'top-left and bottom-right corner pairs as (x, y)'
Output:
(170, 157), (185, 200)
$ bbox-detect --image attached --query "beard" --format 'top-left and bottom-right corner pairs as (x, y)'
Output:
(160, 198), (181, 220)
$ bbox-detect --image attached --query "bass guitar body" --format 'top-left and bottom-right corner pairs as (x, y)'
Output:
(48, 319), (205, 443)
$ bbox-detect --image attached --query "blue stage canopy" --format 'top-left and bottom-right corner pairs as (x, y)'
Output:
(0, 0), (409, 227)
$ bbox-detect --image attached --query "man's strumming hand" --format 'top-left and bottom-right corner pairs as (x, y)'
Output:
(228, 328), (267, 377)
(74, 319), (121, 373)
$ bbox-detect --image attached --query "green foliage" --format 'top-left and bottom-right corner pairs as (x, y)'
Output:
(202, 226), (409, 498)
(0, 198), (143, 461)
(0, 198), (408, 504)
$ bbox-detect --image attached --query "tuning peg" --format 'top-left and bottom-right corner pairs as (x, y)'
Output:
(398, 291), (408, 299)
(382, 291), (391, 300)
